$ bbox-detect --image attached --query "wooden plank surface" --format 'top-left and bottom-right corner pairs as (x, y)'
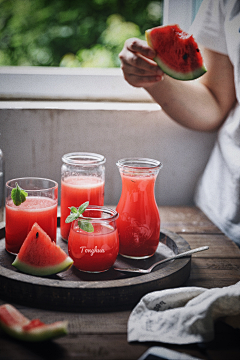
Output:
(183, 234), (240, 258)
(159, 206), (223, 234)
(0, 206), (240, 360)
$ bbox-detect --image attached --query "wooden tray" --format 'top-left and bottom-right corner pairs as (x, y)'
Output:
(0, 223), (191, 312)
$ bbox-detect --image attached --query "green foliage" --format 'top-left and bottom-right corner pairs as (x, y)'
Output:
(0, 0), (163, 67)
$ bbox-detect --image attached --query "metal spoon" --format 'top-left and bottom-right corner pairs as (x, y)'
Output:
(114, 246), (209, 274)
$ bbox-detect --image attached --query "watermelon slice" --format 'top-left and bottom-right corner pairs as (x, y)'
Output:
(0, 304), (68, 342)
(12, 222), (73, 276)
(145, 24), (207, 80)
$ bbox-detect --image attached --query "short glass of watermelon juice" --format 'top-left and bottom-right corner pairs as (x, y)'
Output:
(68, 206), (119, 273)
(5, 177), (58, 254)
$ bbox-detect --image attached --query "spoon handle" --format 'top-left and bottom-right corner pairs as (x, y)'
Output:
(115, 246), (209, 273)
(149, 245), (209, 271)
(170, 245), (209, 260)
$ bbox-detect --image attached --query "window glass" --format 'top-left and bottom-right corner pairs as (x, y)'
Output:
(0, 0), (163, 68)
(0, 0), (203, 102)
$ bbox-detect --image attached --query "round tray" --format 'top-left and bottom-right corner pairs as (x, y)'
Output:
(0, 224), (191, 311)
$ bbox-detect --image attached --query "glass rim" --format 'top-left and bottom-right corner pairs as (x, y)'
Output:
(62, 152), (106, 166)
(116, 157), (162, 170)
(6, 177), (58, 191)
(80, 205), (118, 221)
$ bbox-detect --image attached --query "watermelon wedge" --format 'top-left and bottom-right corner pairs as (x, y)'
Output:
(12, 222), (73, 276)
(145, 24), (207, 80)
(0, 304), (68, 342)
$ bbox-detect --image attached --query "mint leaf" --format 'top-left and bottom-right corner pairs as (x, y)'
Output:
(78, 201), (89, 214)
(65, 201), (94, 233)
(65, 213), (79, 223)
(11, 183), (28, 206)
(78, 219), (94, 232)
(68, 206), (78, 214)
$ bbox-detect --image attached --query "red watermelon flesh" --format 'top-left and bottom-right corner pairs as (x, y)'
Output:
(145, 24), (207, 80)
(0, 304), (68, 342)
(12, 222), (73, 276)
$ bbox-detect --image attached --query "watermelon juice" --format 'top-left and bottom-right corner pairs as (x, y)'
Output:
(68, 207), (119, 273)
(60, 176), (104, 241)
(5, 196), (58, 254)
(116, 158), (162, 259)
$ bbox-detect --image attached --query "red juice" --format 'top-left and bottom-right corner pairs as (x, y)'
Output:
(60, 176), (104, 240)
(5, 196), (57, 254)
(68, 222), (119, 272)
(116, 173), (160, 258)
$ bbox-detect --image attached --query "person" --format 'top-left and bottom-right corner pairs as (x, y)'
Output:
(119, 0), (240, 246)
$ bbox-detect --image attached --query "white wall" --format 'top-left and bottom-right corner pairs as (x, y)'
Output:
(0, 101), (217, 206)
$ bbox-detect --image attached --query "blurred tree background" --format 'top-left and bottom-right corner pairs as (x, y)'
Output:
(0, 0), (163, 67)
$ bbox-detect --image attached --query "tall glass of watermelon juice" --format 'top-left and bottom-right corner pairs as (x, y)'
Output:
(5, 177), (58, 254)
(68, 206), (119, 273)
(60, 153), (106, 241)
(116, 158), (162, 259)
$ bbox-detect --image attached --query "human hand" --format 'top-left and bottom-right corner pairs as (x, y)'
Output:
(119, 38), (164, 88)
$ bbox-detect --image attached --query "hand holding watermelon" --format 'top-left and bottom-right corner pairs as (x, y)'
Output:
(119, 24), (230, 132)
(119, 37), (164, 88)
(145, 24), (206, 81)
(119, 24), (206, 88)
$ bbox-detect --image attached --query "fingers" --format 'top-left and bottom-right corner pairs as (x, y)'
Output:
(125, 38), (156, 59)
(120, 59), (163, 87)
(122, 72), (164, 88)
(119, 38), (164, 88)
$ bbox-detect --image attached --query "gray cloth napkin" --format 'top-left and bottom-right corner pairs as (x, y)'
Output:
(128, 281), (240, 344)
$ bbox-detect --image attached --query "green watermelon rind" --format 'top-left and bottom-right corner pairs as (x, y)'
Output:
(0, 318), (69, 342)
(0, 304), (68, 342)
(154, 55), (207, 81)
(146, 29), (207, 81)
(12, 255), (73, 277)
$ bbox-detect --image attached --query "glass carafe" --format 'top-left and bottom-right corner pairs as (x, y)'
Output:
(116, 158), (162, 259)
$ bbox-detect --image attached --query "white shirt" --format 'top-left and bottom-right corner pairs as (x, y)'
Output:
(190, 0), (240, 245)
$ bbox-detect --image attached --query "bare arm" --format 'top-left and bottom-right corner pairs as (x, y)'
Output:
(119, 39), (236, 131)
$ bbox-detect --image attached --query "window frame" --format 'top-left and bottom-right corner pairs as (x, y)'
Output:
(0, 66), (152, 102)
(0, 0), (202, 103)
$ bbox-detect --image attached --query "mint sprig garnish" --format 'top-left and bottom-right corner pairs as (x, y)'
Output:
(65, 201), (94, 233)
(11, 183), (28, 206)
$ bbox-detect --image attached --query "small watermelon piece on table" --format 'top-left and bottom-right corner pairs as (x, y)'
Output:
(145, 24), (207, 80)
(0, 304), (68, 342)
(12, 222), (73, 276)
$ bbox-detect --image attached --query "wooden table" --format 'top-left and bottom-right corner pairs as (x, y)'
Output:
(1, 206), (240, 360)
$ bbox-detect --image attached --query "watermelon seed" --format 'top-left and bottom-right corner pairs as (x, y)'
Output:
(196, 48), (199, 52)
(36, 232), (39, 239)
(182, 53), (188, 60)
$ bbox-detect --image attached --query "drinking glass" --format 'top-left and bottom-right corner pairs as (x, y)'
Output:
(5, 177), (58, 254)
(60, 152), (106, 241)
(68, 206), (119, 273)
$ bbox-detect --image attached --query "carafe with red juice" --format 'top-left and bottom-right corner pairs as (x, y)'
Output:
(116, 158), (162, 259)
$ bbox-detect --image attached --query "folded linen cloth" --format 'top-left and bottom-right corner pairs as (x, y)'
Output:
(128, 281), (240, 344)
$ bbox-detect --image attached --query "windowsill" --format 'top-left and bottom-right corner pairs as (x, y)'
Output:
(0, 100), (160, 111)
(0, 66), (153, 103)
